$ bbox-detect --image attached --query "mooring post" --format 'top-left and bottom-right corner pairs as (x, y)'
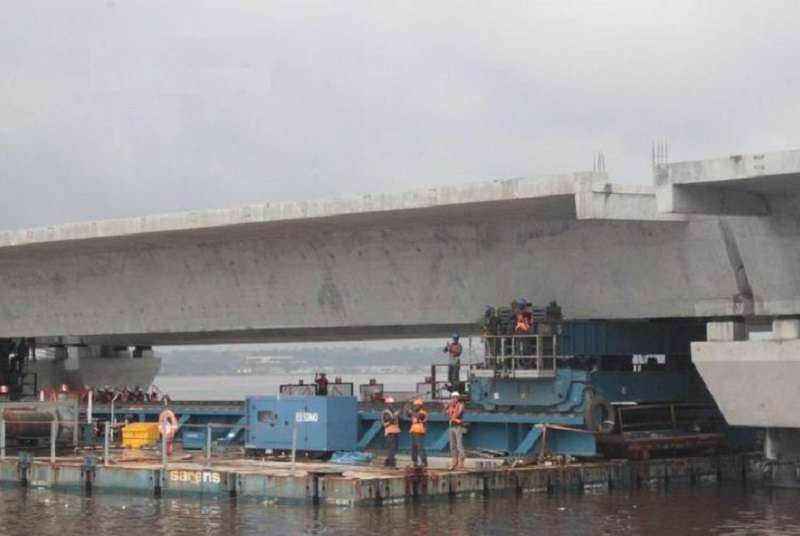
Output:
(205, 423), (212, 468)
(50, 419), (57, 464)
(104, 421), (110, 467)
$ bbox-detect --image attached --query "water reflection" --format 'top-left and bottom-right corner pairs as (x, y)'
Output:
(1, 484), (800, 535)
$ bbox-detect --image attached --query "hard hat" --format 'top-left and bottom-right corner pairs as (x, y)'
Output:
(451, 332), (460, 339)
(450, 391), (460, 398)
(483, 304), (493, 314)
(516, 296), (527, 305)
(384, 396), (395, 404)
(413, 399), (424, 406)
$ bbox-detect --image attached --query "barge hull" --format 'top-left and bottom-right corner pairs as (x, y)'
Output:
(0, 454), (763, 506)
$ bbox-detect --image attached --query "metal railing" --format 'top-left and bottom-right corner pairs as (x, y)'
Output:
(0, 418), (304, 476)
(476, 334), (558, 377)
(423, 364), (468, 400)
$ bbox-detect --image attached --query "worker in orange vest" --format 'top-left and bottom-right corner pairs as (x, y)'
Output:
(408, 399), (428, 468)
(446, 391), (466, 470)
(382, 397), (401, 467)
(514, 297), (532, 355)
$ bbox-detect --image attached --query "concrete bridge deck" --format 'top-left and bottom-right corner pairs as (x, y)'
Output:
(1, 148), (799, 345)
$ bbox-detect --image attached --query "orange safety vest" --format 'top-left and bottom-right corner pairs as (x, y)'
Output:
(446, 401), (464, 426)
(515, 312), (531, 333)
(447, 342), (463, 358)
(410, 409), (428, 435)
(382, 409), (400, 435)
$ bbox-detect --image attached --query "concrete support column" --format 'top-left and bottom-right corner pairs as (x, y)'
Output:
(694, 318), (800, 487)
(133, 346), (154, 358)
(765, 428), (800, 487)
(772, 317), (800, 340)
(706, 319), (746, 341)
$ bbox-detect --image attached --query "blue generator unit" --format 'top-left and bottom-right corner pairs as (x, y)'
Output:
(245, 395), (357, 454)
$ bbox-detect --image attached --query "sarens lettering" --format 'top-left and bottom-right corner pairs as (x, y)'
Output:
(169, 470), (222, 484)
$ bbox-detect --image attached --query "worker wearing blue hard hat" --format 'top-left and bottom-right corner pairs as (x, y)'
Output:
(443, 332), (463, 391)
(514, 297), (533, 355)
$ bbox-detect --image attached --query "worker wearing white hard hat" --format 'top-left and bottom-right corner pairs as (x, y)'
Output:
(446, 391), (466, 470)
(381, 396), (401, 468)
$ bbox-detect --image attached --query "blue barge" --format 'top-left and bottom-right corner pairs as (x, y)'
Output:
(89, 317), (755, 459)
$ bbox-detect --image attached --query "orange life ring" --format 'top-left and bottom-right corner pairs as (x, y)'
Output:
(158, 409), (178, 439)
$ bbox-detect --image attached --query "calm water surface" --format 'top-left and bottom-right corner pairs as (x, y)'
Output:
(1, 484), (799, 535)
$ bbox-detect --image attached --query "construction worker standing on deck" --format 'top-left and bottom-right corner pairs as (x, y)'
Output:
(382, 397), (401, 467)
(408, 399), (428, 468)
(443, 333), (463, 390)
(446, 391), (465, 470)
(514, 297), (532, 355)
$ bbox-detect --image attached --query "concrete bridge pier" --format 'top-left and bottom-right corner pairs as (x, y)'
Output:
(693, 318), (800, 486)
(27, 344), (161, 393)
(764, 428), (800, 487)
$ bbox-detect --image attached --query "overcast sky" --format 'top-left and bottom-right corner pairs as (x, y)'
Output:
(1, 1), (798, 230)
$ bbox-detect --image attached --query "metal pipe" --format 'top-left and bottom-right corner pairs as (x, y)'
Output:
(72, 404), (78, 447)
(50, 418), (56, 464)
(205, 423), (212, 468)
(110, 392), (120, 442)
(104, 421), (110, 467)
(87, 390), (93, 425)
(161, 431), (167, 471)
(290, 421), (297, 475)
(0, 418), (5, 460)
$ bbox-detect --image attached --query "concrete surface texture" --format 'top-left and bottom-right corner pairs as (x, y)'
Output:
(693, 318), (800, 428)
(1, 148), (799, 345)
(692, 338), (800, 428)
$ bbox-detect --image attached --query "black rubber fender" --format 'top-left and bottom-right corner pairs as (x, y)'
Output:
(584, 396), (616, 434)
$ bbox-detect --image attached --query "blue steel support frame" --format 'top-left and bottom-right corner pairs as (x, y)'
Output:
(223, 416), (248, 443)
(431, 428), (450, 451)
(513, 427), (542, 456)
(357, 420), (382, 449)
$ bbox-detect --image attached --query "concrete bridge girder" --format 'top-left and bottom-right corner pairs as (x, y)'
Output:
(0, 149), (800, 345)
(0, 206), (740, 345)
